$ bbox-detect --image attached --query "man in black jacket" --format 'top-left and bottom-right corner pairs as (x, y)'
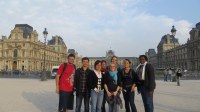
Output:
(74, 57), (92, 112)
(136, 55), (156, 112)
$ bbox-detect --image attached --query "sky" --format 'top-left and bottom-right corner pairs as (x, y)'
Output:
(0, 0), (199, 57)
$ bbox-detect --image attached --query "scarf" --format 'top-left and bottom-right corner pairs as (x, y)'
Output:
(136, 62), (147, 80)
(109, 70), (118, 83)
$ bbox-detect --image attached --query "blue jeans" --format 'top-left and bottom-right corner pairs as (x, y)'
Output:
(138, 86), (154, 112)
(90, 89), (104, 112)
(75, 92), (90, 112)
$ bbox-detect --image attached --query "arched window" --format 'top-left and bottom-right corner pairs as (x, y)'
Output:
(15, 34), (18, 39)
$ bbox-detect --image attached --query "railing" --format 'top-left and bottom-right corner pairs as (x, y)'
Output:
(0, 70), (52, 79)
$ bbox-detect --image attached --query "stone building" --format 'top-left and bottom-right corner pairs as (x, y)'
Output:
(146, 49), (158, 68)
(148, 22), (200, 72)
(0, 24), (68, 71)
(88, 50), (138, 70)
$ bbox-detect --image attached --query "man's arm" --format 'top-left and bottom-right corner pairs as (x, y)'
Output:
(55, 75), (60, 94)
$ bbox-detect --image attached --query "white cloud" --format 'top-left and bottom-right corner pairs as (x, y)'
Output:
(0, 0), (193, 57)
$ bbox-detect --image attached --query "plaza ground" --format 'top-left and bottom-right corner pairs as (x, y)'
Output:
(0, 78), (200, 112)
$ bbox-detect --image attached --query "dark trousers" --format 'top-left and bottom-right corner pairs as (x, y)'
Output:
(164, 74), (167, 81)
(75, 92), (90, 112)
(101, 90), (107, 112)
(59, 91), (74, 112)
(138, 86), (154, 112)
(122, 90), (137, 112)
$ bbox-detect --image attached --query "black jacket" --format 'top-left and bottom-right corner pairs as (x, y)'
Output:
(74, 67), (93, 94)
(138, 63), (156, 91)
(88, 71), (106, 90)
(120, 68), (139, 90)
(104, 72), (122, 92)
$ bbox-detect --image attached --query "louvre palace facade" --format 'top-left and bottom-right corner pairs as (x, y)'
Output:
(147, 22), (200, 72)
(0, 24), (69, 71)
(88, 50), (138, 70)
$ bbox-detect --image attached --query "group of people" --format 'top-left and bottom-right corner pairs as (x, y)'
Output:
(55, 54), (156, 112)
(163, 68), (173, 82)
(164, 68), (183, 86)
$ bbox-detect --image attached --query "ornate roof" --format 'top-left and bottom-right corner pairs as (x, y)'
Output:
(14, 24), (33, 39)
(48, 36), (66, 47)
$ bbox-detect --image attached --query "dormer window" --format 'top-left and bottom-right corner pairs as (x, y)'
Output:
(15, 34), (18, 39)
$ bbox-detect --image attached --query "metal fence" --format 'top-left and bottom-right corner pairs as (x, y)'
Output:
(0, 70), (52, 79)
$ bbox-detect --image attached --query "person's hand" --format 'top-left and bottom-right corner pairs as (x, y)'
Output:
(95, 89), (99, 93)
(56, 87), (59, 94)
(113, 91), (118, 96)
(107, 91), (112, 97)
(131, 86), (135, 92)
(149, 91), (154, 97)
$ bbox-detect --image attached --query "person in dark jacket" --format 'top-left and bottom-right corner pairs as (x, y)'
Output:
(136, 55), (156, 112)
(121, 59), (138, 112)
(104, 63), (122, 112)
(88, 60), (106, 112)
(74, 57), (92, 112)
(101, 60), (108, 112)
(176, 68), (182, 86)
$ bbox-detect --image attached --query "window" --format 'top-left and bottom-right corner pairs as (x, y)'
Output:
(13, 49), (17, 57)
(15, 34), (18, 39)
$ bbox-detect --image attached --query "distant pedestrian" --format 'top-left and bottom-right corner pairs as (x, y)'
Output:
(74, 57), (92, 112)
(56, 54), (76, 112)
(101, 60), (108, 112)
(136, 55), (156, 112)
(88, 60), (106, 112)
(176, 68), (182, 86)
(121, 59), (138, 112)
(168, 68), (172, 82)
(164, 69), (168, 82)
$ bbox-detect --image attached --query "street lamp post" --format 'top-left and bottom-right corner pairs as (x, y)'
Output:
(41, 28), (48, 81)
(171, 25), (177, 72)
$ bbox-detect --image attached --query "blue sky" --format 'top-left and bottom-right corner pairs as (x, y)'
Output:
(0, 0), (199, 57)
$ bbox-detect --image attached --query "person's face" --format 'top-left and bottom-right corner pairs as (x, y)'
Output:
(101, 62), (107, 69)
(111, 57), (118, 64)
(139, 57), (146, 64)
(124, 60), (130, 68)
(82, 60), (89, 68)
(68, 57), (75, 64)
(95, 63), (102, 71)
(110, 64), (116, 72)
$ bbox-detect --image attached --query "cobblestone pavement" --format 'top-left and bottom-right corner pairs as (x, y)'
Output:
(0, 78), (200, 112)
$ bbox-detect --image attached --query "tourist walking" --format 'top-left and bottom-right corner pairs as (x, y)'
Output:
(176, 68), (182, 86)
(56, 54), (76, 112)
(104, 63), (122, 112)
(88, 60), (106, 112)
(136, 55), (156, 112)
(164, 69), (168, 82)
(74, 57), (92, 112)
(168, 68), (172, 82)
(121, 59), (138, 112)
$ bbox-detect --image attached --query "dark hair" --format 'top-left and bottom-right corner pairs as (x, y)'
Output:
(101, 60), (107, 64)
(111, 56), (118, 62)
(82, 57), (89, 62)
(94, 60), (101, 70)
(139, 55), (148, 61)
(124, 59), (131, 64)
(68, 54), (75, 59)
